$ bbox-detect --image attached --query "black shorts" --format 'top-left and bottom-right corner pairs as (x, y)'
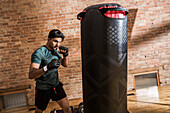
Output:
(35, 82), (67, 111)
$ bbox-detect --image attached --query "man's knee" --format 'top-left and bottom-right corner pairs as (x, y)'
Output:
(35, 107), (43, 113)
(63, 106), (72, 113)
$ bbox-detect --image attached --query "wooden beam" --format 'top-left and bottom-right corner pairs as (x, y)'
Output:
(0, 85), (31, 95)
(129, 67), (159, 74)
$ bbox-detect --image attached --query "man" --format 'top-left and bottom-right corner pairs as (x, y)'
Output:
(29, 29), (71, 113)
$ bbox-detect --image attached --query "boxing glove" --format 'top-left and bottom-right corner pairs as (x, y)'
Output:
(59, 46), (68, 57)
(43, 59), (60, 72)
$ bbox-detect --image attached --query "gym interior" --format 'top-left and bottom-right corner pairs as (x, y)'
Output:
(0, 0), (169, 113)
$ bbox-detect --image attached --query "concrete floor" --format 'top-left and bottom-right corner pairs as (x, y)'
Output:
(0, 85), (170, 113)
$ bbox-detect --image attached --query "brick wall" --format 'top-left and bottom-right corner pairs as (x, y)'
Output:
(127, 0), (170, 90)
(0, 0), (169, 105)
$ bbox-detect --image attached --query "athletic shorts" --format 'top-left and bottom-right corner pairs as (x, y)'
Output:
(35, 82), (67, 111)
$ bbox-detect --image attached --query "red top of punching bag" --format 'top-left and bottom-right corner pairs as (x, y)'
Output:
(104, 11), (125, 18)
(77, 3), (128, 20)
(99, 6), (126, 18)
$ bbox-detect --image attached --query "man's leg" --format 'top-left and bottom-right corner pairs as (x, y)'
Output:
(57, 97), (72, 113)
(35, 107), (43, 113)
(35, 89), (50, 113)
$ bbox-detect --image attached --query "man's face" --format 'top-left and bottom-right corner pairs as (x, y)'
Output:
(48, 37), (62, 50)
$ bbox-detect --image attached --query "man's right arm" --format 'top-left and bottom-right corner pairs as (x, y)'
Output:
(29, 63), (45, 79)
(29, 59), (61, 79)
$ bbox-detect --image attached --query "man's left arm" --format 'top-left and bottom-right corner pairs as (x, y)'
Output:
(61, 56), (68, 67)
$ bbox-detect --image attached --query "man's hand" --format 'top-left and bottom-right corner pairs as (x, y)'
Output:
(43, 59), (60, 72)
(59, 46), (68, 57)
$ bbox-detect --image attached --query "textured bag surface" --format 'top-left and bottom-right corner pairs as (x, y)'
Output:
(78, 3), (129, 113)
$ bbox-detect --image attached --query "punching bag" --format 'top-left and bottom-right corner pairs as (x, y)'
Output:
(77, 3), (129, 113)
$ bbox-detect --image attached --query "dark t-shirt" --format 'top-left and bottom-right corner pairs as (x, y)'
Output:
(31, 45), (62, 90)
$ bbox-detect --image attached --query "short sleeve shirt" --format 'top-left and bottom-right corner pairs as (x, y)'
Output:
(31, 45), (62, 90)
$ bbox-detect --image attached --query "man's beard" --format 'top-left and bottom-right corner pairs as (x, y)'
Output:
(49, 44), (57, 50)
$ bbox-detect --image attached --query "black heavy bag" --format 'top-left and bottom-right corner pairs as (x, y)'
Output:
(77, 3), (129, 113)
